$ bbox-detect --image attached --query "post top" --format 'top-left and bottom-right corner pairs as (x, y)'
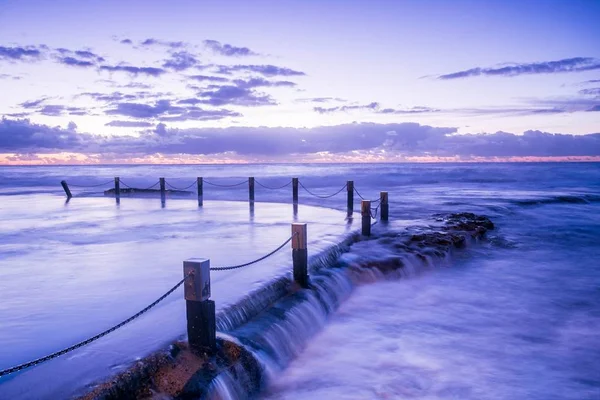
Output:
(184, 257), (210, 265)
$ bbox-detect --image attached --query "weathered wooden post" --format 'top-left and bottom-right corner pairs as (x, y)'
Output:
(249, 177), (255, 203)
(197, 177), (203, 207)
(361, 200), (371, 236)
(160, 177), (166, 205)
(60, 180), (72, 198)
(183, 258), (216, 354)
(346, 180), (354, 217)
(292, 178), (299, 204)
(292, 223), (308, 288)
(380, 191), (389, 222)
(114, 177), (120, 199)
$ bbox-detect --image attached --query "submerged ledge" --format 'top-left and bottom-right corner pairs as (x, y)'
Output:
(78, 213), (494, 400)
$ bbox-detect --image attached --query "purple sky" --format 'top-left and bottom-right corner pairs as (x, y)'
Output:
(1, 0), (599, 163)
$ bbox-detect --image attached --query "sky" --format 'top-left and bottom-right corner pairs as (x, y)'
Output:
(1, 0), (599, 164)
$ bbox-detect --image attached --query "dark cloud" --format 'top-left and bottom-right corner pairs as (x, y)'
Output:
(203, 40), (257, 57)
(105, 100), (184, 119)
(99, 65), (167, 76)
(233, 77), (296, 88)
(438, 57), (600, 80)
(140, 38), (185, 48)
(162, 51), (199, 71)
(20, 97), (49, 109)
(105, 120), (154, 127)
(0, 45), (42, 61)
(2, 119), (599, 158)
(188, 75), (230, 83)
(104, 99), (240, 121)
(38, 105), (87, 116)
(215, 64), (305, 77)
(314, 102), (379, 113)
(197, 86), (277, 106)
(0, 118), (94, 152)
(588, 105), (600, 112)
(58, 56), (95, 67)
(120, 39), (133, 45)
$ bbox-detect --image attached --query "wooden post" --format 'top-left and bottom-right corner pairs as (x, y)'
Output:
(249, 177), (255, 203)
(114, 177), (120, 198)
(380, 191), (389, 222)
(160, 177), (166, 204)
(60, 180), (72, 198)
(183, 258), (216, 354)
(292, 178), (299, 204)
(346, 180), (354, 217)
(197, 177), (203, 207)
(361, 200), (371, 236)
(292, 223), (308, 288)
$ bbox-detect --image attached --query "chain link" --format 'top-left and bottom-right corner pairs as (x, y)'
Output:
(0, 275), (189, 378)
(119, 180), (160, 190)
(165, 180), (197, 191)
(254, 179), (293, 190)
(299, 182), (347, 199)
(68, 180), (114, 188)
(210, 234), (296, 271)
(203, 179), (249, 188)
(353, 187), (382, 203)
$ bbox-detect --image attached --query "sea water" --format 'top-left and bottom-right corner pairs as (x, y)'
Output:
(0, 163), (599, 399)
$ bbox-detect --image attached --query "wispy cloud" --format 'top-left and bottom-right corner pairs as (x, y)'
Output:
(314, 102), (379, 114)
(438, 57), (600, 80)
(197, 86), (277, 106)
(105, 120), (154, 127)
(188, 75), (230, 83)
(162, 51), (199, 71)
(296, 97), (347, 103)
(204, 39), (257, 57)
(233, 77), (295, 88)
(139, 38), (185, 48)
(99, 65), (167, 77)
(214, 64), (305, 77)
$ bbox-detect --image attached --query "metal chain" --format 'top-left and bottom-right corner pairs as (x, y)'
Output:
(254, 179), (293, 190)
(68, 180), (114, 188)
(299, 182), (347, 199)
(210, 234), (295, 271)
(370, 204), (380, 219)
(165, 180), (197, 191)
(203, 179), (249, 188)
(353, 187), (382, 203)
(0, 275), (189, 378)
(119, 180), (160, 190)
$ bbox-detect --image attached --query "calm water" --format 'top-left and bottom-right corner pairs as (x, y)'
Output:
(1, 163), (599, 399)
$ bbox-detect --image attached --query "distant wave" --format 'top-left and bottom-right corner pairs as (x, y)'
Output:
(511, 194), (600, 206)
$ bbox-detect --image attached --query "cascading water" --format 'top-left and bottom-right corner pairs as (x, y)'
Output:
(201, 216), (489, 400)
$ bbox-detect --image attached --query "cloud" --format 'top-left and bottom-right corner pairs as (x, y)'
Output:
(296, 97), (347, 103)
(233, 77), (296, 88)
(377, 106), (441, 114)
(579, 88), (600, 97)
(588, 105), (600, 112)
(0, 118), (94, 152)
(203, 39), (257, 57)
(438, 57), (600, 80)
(104, 99), (241, 121)
(38, 105), (87, 116)
(162, 51), (199, 71)
(20, 97), (49, 109)
(188, 75), (230, 83)
(140, 38), (185, 48)
(99, 65), (167, 76)
(0, 74), (21, 80)
(105, 120), (154, 127)
(58, 56), (95, 67)
(0, 45), (42, 61)
(2, 119), (599, 159)
(197, 86), (277, 106)
(314, 102), (380, 113)
(214, 64), (305, 77)
(120, 39), (133, 44)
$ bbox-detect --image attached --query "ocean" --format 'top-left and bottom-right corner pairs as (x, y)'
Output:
(0, 163), (599, 399)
